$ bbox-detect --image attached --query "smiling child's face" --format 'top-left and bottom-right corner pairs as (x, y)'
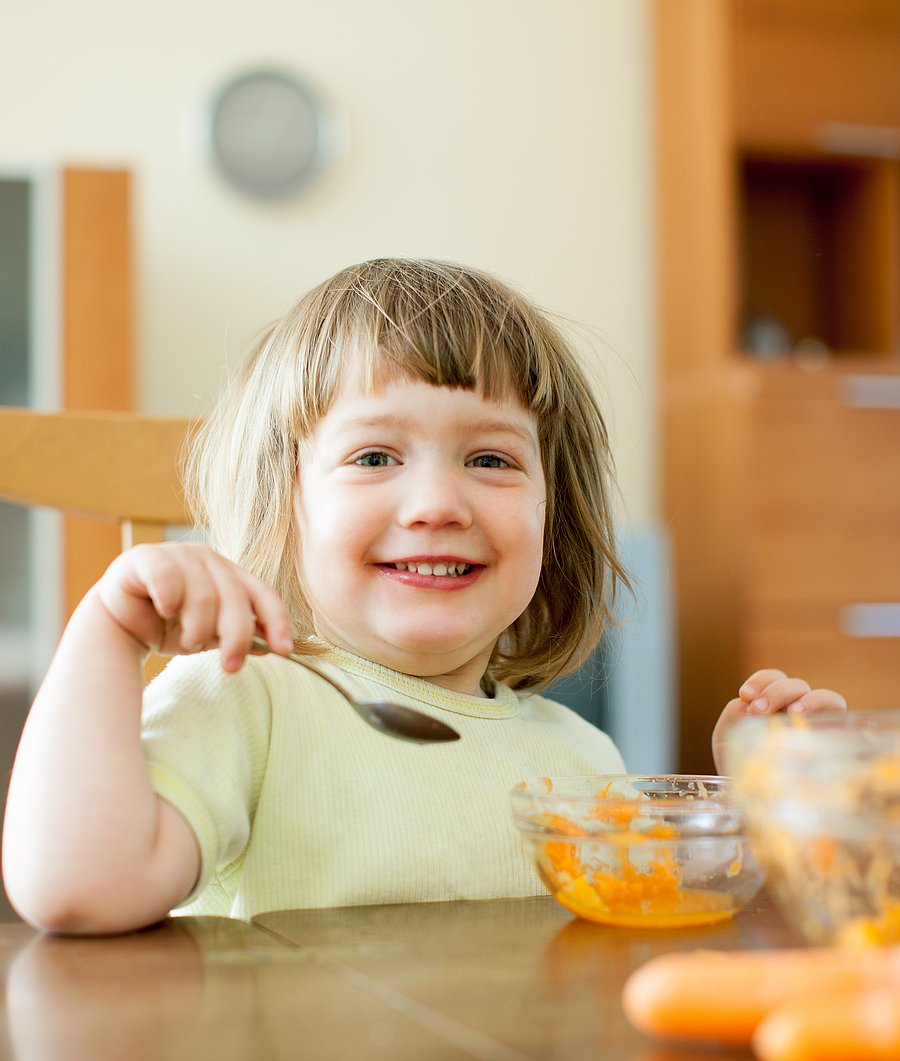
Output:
(293, 376), (547, 696)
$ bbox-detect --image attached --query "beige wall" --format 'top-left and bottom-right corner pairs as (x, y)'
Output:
(2, 0), (657, 524)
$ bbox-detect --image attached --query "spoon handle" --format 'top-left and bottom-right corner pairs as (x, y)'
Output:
(249, 635), (356, 700)
(248, 636), (460, 743)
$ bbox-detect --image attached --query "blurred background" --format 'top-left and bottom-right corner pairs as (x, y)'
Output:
(0, 0), (898, 919)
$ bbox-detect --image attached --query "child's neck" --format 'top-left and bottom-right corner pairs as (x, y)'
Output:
(312, 634), (495, 698)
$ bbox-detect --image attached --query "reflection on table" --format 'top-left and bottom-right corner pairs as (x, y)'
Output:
(0, 890), (803, 1060)
(255, 889), (801, 1061)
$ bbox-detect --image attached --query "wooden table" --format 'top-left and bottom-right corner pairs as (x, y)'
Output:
(0, 891), (802, 1060)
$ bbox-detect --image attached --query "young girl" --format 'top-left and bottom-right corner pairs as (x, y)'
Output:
(2, 259), (845, 934)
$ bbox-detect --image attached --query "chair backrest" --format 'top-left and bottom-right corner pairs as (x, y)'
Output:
(0, 407), (196, 679)
(0, 407), (194, 546)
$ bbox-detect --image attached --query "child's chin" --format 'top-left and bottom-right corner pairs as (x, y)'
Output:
(373, 629), (492, 669)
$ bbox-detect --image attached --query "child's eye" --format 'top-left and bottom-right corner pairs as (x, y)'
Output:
(355, 451), (397, 467)
(468, 454), (509, 469)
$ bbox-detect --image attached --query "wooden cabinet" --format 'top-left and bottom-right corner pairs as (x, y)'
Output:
(654, 0), (900, 770)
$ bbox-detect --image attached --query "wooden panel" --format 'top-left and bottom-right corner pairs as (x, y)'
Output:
(745, 361), (900, 708)
(654, 0), (749, 773)
(654, 0), (738, 372)
(0, 409), (192, 524)
(746, 365), (900, 604)
(62, 168), (133, 411)
(61, 168), (134, 617)
(733, 0), (900, 150)
(745, 618), (900, 709)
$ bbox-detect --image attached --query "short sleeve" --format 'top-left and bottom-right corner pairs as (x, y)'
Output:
(141, 653), (272, 902)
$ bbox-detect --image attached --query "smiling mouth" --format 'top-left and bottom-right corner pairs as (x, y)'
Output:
(387, 561), (474, 577)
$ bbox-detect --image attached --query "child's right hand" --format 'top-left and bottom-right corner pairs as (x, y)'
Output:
(94, 542), (295, 672)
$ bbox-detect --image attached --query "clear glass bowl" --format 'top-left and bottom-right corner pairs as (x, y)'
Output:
(509, 775), (765, 928)
(728, 710), (900, 945)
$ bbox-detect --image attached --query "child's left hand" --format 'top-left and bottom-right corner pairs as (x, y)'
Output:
(712, 668), (847, 773)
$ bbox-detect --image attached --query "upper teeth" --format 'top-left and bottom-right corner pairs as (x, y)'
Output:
(392, 562), (471, 576)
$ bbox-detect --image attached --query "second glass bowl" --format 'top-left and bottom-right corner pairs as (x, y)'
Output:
(728, 710), (900, 945)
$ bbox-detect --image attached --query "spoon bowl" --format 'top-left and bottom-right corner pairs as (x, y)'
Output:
(250, 636), (460, 744)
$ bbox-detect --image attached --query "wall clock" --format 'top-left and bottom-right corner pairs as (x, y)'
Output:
(207, 68), (328, 201)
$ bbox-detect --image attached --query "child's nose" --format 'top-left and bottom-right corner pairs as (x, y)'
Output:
(396, 466), (473, 529)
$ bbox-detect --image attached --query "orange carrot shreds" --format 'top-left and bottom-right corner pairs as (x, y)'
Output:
(836, 903), (900, 948)
(754, 986), (900, 1061)
(544, 840), (583, 879)
(587, 799), (641, 828)
(590, 854), (681, 912)
(621, 947), (900, 1048)
(537, 816), (589, 879)
(807, 835), (838, 874)
(555, 874), (611, 919)
(541, 813), (588, 837)
(645, 824), (678, 840)
(871, 756), (900, 789)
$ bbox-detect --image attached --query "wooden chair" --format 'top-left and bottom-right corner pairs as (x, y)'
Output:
(0, 407), (195, 678)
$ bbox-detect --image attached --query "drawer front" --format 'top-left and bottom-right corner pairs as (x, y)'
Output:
(745, 610), (900, 709)
(748, 381), (900, 604)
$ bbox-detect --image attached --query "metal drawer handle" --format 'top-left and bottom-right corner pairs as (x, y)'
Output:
(840, 376), (900, 410)
(840, 604), (900, 638)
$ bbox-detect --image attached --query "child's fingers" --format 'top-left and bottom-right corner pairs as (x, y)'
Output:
(97, 542), (294, 669)
(738, 669), (788, 702)
(199, 553), (293, 672)
(176, 553), (292, 671)
(127, 544), (189, 622)
(784, 687), (848, 715)
(739, 675), (847, 717)
(168, 547), (228, 653)
(744, 676), (812, 715)
(98, 545), (192, 652)
(204, 561), (262, 671)
(242, 576), (294, 654)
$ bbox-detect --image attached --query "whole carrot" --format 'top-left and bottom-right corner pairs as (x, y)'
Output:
(754, 987), (900, 1061)
(621, 947), (900, 1047)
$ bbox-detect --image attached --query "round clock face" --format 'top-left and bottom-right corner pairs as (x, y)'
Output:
(207, 69), (326, 200)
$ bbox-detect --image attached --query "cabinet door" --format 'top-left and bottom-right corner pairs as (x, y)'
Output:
(733, 0), (900, 150)
(747, 368), (900, 603)
(745, 364), (900, 706)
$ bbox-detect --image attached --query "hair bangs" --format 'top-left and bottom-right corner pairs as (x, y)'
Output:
(292, 260), (556, 430)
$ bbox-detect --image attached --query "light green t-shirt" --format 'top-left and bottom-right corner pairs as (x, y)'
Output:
(141, 644), (625, 920)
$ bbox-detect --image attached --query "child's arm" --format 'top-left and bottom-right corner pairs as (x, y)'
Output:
(712, 668), (847, 774)
(1, 543), (294, 935)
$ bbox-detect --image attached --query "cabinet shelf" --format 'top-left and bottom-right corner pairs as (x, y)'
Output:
(739, 152), (899, 356)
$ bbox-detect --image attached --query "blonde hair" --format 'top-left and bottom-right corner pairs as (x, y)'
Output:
(185, 258), (629, 689)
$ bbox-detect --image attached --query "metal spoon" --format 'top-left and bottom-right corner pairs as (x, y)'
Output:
(250, 636), (461, 744)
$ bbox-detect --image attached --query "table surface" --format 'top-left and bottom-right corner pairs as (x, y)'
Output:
(0, 890), (803, 1061)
